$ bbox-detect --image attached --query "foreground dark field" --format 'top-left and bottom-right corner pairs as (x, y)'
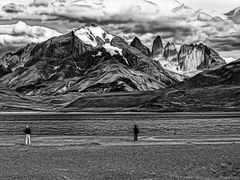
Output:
(0, 143), (240, 180)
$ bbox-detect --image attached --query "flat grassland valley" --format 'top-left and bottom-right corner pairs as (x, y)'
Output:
(0, 112), (240, 179)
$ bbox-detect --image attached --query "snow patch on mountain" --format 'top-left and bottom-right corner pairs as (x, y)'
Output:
(224, 57), (236, 63)
(155, 57), (200, 79)
(103, 43), (122, 56)
(73, 25), (129, 64)
(73, 25), (114, 47)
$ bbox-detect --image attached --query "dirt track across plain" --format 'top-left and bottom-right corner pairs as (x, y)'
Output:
(1, 135), (240, 147)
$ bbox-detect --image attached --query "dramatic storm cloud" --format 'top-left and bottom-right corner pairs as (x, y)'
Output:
(0, 0), (239, 60)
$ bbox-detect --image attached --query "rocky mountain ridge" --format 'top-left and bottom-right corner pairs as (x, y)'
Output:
(178, 43), (226, 71)
(182, 58), (240, 87)
(129, 35), (225, 78)
(0, 24), (178, 96)
(163, 42), (178, 62)
(0, 24), (239, 112)
(151, 35), (164, 58)
(150, 38), (225, 77)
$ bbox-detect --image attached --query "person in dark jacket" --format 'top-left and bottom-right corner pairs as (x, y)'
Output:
(24, 125), (31, 146)
(133, 125), (139, 141)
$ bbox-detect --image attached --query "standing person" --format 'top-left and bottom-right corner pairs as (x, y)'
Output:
(24, 125), (31, 146)
(133, 125), (139, 142)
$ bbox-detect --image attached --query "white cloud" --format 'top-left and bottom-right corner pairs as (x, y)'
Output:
(0, 21), (61, 46)
(219, 50), (240, 61)
(0, 0), (239, 58)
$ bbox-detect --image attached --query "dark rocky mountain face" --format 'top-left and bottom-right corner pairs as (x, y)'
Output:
(151, 35), (163, 58)
(130, 37), (151, 57)
(163, 42), (178, 62)
(0, 25), (178, 96)
(183, 59), (240, 87)
(0, 65), (11, 77)
(178, 43), (226, 71)
(0, 43), (36, 72)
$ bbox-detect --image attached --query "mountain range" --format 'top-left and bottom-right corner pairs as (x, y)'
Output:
(0, 24), (239, 112)
(0, 25), (179, 96)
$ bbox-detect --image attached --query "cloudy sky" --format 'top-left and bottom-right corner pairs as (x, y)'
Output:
(0, 0), (239, 61)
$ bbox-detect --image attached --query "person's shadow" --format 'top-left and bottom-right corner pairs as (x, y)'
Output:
(14, 143), (29, 147)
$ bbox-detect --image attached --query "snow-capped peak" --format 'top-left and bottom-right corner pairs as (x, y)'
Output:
(73, 25), (114, 47)
(73, 24), (125, 58)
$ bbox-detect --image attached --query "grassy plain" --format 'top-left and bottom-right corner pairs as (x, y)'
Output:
(0, 113), (240, 179)
(0, 139), (240, 180)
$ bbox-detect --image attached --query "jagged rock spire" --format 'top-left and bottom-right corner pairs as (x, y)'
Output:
(178, 43), (225, 71)
(163, 42), (178, 61)
(151, 35), (163, 57)
(130, 37), (150, 57)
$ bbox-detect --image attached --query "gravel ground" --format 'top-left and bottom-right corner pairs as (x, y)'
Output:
(0, 143), (240, 180)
